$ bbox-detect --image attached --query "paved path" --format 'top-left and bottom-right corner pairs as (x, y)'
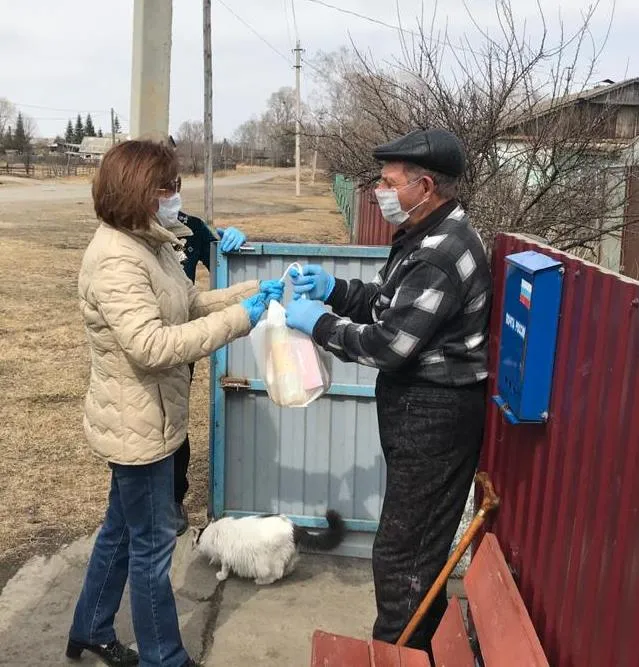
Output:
(0, 532), (216, 666)
(0, 170), (283, 205)
(0, 530), (384, 666)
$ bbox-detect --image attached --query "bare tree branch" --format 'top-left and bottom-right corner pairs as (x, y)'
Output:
(304, 0), (629, 253)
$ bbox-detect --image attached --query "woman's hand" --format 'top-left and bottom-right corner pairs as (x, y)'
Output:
(241, 293), (267, 327)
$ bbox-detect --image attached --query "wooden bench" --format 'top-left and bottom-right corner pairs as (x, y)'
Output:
(311, 533), (548, 666)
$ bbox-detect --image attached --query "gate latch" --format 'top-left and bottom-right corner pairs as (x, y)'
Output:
(220, 376), (251, 391)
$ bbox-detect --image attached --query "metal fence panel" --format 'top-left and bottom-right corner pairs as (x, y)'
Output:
(332, 175), (356, 233)
(356, 186), (394, 246)
(482, 233), (639, 667)
(331, 178), (393, 246)
(210, 242), (390, 557)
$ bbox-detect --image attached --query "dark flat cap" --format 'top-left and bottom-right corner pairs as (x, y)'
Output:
(373, 128), (466, 177)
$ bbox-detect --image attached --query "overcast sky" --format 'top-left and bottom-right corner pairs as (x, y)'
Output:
(0, 0), (636, 140)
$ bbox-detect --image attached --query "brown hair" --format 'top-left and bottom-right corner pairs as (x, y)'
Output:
(92, 140), (178, 230)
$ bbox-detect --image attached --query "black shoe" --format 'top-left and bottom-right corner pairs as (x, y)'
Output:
(176, 503), (189, 536)
(180, 660), (198, 667)
(66, 638), (139, 665)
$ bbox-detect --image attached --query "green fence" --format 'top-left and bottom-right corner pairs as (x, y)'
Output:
(332, 174), (356, 233)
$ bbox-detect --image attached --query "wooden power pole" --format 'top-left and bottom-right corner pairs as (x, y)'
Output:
(294, 40), (302, 197)
(203, 0), (214, 227)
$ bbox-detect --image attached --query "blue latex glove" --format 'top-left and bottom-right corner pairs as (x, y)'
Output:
(241, 293), (266, 327)
(259, 279), (285, 304)
(216, 227), (246, 253)
(285, 298), (327, 336)
(290, 265), (335, 301)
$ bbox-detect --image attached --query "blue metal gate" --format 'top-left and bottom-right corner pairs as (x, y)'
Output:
(209, 242), (390, 557)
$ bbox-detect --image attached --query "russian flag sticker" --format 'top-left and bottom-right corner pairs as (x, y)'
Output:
(520, 279), (532, 309)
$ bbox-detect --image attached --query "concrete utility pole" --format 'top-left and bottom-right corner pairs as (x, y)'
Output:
(294, 40), (303, 197)
(130, 0), (172, 138)
(203, 0), (214, 227)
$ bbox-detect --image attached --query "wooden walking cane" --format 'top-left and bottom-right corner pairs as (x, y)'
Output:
(396, 472), (500, 647)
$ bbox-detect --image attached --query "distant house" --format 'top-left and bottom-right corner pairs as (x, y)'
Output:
(498, 78), (639, 277)
(77, 135), (128, 161)
(501, 78), (639, 140)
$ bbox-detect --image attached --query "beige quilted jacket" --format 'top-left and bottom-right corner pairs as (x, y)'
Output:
(78, 220), (258, 465)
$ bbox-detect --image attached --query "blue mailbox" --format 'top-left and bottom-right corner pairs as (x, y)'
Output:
(492, 250), (563, 424)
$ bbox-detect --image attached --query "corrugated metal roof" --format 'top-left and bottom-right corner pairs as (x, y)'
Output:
(501, 77), (639, 132)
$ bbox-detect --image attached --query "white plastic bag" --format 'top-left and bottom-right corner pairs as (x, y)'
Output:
(249, 300), (331, 408)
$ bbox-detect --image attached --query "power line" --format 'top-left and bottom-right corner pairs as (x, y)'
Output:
(301, 0), (505, 59)
(216, 0), (292, 65)
(15, 116), (83, 122)
(291, 0), (300, 41)
(301, 56), (324, 78)
(283, 0), (294, 49)
(301, 0), (589, 82)
(302, 0), (422, 37)
(10, 102), (110, 114)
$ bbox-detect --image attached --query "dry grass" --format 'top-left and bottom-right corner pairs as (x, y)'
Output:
(0, 170), (347, 589)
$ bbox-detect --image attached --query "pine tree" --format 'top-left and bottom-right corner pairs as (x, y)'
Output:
(14, 113), (28, 153)
(74, 114), (84, 144)
(85, 113), (96, 137)
(97, 128), (103, 138)
(113, 114), (121, 134)
(65, 119), (74, 143)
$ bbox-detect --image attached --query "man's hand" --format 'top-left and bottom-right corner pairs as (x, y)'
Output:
(285, 299), (327, 336)
(259, 279), (285, 304)
(216, 227), (246, 253)
(290, 265), (336, 302)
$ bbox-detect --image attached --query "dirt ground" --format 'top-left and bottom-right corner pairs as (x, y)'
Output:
(0, 169), (348, 591)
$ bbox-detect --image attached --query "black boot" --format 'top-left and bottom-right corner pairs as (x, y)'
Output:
(66, 638), (139, 665)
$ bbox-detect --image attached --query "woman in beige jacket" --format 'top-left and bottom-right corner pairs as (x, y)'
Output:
(66, 140), (282, 667)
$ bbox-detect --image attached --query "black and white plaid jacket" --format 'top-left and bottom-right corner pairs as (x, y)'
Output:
(313, 199), (492, 387)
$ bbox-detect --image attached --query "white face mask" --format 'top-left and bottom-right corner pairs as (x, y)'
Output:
(374, 180), (427, 226)
(156, 192), (182, 227)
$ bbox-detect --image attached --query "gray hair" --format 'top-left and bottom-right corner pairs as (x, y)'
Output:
(403, 163), (460, 200)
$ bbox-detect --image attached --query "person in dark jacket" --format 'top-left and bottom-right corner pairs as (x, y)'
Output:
(176, 213), (246, 534)
(155, 179), (249, 535)
(285, 129), (491, 655)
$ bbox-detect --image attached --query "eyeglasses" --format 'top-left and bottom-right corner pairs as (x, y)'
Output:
(159, 176), (182, 194)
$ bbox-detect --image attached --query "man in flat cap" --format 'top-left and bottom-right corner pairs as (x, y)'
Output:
(285, 128), (491, 653)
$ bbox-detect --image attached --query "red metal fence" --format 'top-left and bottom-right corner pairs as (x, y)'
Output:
(354, 186), (393, 246)
(482, 233), (639, 667)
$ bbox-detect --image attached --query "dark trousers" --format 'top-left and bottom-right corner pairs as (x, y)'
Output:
(173, 435), (190, 505)
(173, 363), (194, 505)
(372, 376), (485, 652)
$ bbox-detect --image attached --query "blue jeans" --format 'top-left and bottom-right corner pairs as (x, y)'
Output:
(69, 456), (189, 667)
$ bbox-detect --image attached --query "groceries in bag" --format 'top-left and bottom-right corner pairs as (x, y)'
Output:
(249, 264), (331, 407)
